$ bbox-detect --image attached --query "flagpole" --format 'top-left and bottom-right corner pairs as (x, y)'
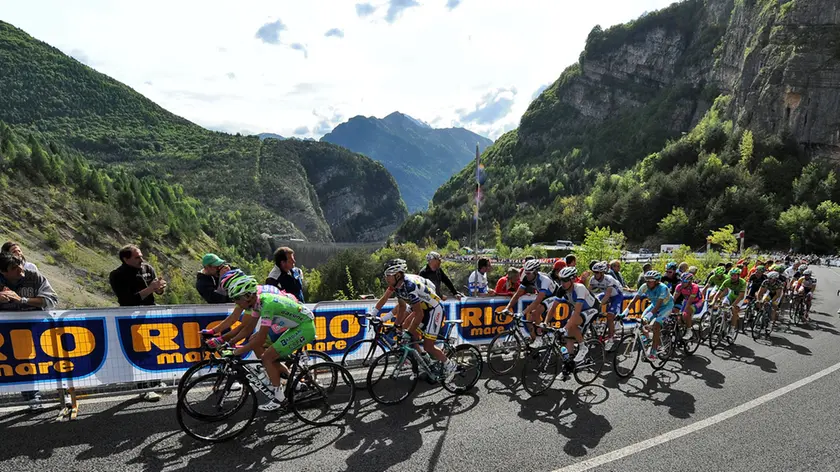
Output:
(475, 143), (480, 260)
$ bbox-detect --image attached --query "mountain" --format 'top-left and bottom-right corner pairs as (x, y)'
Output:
(398, 0), (840, 253)
(257, 133), (285, 140)
(0, 21), (407, 248)
(321, 111), (493, 212)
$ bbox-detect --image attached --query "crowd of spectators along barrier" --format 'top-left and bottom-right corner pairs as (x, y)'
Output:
(0, 293), (653, 403)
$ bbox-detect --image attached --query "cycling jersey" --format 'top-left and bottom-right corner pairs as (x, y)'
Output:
(588, 274), (623, 295)
(705, 273), (726, 288)
(565, 283), (598, 311)
(674, 282), (703, 304)
(746, 274), (766, 297)
(519, 272), (562, 297)
(257, 291), (316, 357)
(247, 285), (284, 319)
(761, 277), (785, 294)
(661, 273), (680, 292)
(720, 277), (747, 295)
(796, 276), (817, 289)
(468, 270), (489, 295)
(394, 274), (442, 309)
(639, 282), (674, 324)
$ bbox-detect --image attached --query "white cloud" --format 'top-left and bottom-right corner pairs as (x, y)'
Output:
(0, 0), (676, 139)
(325, 28), (345, 38)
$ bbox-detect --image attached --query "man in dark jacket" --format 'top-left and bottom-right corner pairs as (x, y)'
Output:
(419, 252), (462, 300)
(108, 244), (167, 401)
(266, 247), (305, 302)
(195, 253), (231, 304)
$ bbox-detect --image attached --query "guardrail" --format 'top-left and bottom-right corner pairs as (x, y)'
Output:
(0, 294), (653, 396)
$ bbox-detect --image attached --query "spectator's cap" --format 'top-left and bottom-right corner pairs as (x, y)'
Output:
(507, 267), (519, 276)
(553, 260), (566, 271)
(202, 253), (226, 267)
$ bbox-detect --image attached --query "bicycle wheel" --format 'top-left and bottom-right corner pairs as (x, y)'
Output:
(708, 312), (725, 350)
(573, 339), (605, 386)
(650, 330), (674, 371)
(367, 350), (419, 405)
(725, 315), (740, 345)
(290, 362), (355, 426)
(751, 308), (765, 341)
(522, 346), (559, 396)
(681, 321), (701, 356)
(177, 357), (223, 399)
(340, 339), (388, 368)
(442, 344), (483, 394)
(695, 312), (711, 342)
(486, 329), (522, 375)
(613, 334), (640, 378)
(763, 306), (774, 338)
(176, 372), (256, 442)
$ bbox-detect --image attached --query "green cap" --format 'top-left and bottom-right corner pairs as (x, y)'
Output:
(201, 253), (225, 267)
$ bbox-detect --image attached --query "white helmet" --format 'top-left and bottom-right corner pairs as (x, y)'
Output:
(557, 267), (577, 281)
(766, 271), (780, 280)
(426, 251), (441, 262)
(592, 262), (608, 273)
(523, 259), (541, 273)
(384, 259), (407, 276)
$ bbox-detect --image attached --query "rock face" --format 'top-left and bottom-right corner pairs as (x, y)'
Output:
(322, 112), (492, 213)
(716, 0), (840, 159)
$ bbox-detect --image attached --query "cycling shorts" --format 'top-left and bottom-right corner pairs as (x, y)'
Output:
(419, 305), (445, 340)
(597, 292), (624, 315)
(267, 319), (316, 358)
(681, 297), (704, 313)
(642, 299), (674, 325)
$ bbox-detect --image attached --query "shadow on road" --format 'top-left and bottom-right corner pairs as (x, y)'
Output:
(677, 354), (726, 389)
(609, 370), (696, 420)
(714, 343), (778, 373)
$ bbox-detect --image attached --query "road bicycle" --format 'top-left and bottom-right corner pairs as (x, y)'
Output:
(613, 315), (675, 377)
(177, 333), (331, 399)
(340, 312), (398, 368)
(520, 315), (605, 395)
(176, 348), (355, 442)
(366, 319), (483, 405)
(708, 304), (739, 350)
(751, 299), (774, 340)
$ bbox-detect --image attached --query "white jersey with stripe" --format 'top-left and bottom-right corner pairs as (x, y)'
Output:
(588, 273), (623, 294)
(394, 274), (441, 309)
(567, 283), (598, 310)
(519, 272), (560, 297)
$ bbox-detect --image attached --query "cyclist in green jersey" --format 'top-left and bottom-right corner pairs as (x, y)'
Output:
(710, 268), (747, 340)
(704, 266), (727, 299)
(230, 276), (316, 411)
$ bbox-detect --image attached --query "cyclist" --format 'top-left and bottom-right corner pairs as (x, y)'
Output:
(661, 262), (680, 293)
(229, 275), (316, 411)
(587, 261), (623, 349)
(501, 259), (564, 348)
(744, 265), (767, 304)
(792, 269), (817, 321)
(555, 266), (600, 365)
(703, 266), (727, 299)
(755, 270), (785, 330)
(622, 271), (674, 361)
(674, 272), (704, 340)
(710, 268), (747, 341)
(381, 259), (456, 380)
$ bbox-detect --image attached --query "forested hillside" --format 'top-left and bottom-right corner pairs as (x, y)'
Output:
(398, 0), (840, 253)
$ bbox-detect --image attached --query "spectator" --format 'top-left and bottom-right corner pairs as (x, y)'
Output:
(266, 247), (304, 302)
(494, 267), (521, 296)
(636, 263), (653, 289)
(0, 252), (58, 410)
(195, 253), (231, 304)
(419, 251), (462, 300)
(565, 254), (577, 267)
(678, 262), (689, 274)
(468, 258), (495, 297)
(609, 260), (626, 288)
(1, 242), (37, 272)
(108, 244), (167, 402)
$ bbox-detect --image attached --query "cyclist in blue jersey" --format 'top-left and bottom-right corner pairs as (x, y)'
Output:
(556, 266), (600, 365)
(622, 270), (674, 361)
(501, 259), (566, 348)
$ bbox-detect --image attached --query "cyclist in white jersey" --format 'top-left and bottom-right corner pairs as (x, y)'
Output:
(501, 259), (565, 348)
(588, 262), (623, 349)
(556, 267), (600, 365)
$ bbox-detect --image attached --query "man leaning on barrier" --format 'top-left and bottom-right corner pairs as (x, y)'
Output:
(108, 244), (169, 402)
(195, 253), (231, 304)
(0, 252), (59, 410)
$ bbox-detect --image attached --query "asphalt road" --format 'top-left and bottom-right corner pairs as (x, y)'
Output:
(3, 267), (840, 472)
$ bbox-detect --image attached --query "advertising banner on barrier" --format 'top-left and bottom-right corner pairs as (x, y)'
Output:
(0, 293), (652, 394)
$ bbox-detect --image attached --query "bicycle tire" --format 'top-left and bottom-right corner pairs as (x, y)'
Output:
(521, 346), (559, 396)
(442, 344), (483, 394)
(573, 339), (605, 386)
(708, 312), (725, 350)
(367, 350), (419, 405)
(179, 370), (246, 420)
(177, 357), (223, 399)
(290, 362), (355, 426)
(176, 372), (256, 442)
(696, 312), (711, 342)
(613, 334), (640, 378)
(725, 315), (740, 345)
(751, 307), (764, 341)
(340, 339), (388, 368)
(650, 330), (674, 371)
(486, 329), (523, 375)
(681, 321), (701, 356)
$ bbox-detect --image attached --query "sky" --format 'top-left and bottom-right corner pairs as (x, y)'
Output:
(1, 0), (677, 140)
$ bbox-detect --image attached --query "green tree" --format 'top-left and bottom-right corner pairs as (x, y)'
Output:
(739, 130), (754, 169)
(657, 207), (690, 241)
(708, 224), (738, 254)
(817, 200), (840, 234)
(508, 222), (534, 248)
(778, 204), (818, 251)
(574, 227), (626, 267)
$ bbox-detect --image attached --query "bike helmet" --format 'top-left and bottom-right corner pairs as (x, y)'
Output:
(755, 265), (765, 272)
(227, 276), (258, 299)
(729, 268), (741, 276)
(799, 264), (809, 272)
(592, 262), (608, 273)
(384, 258), (407, 276)
(688, 265), (698, 274)
(426, 251), (441, 262)
(553, 260), (566, 271)
(665, 261), (678, 271)
(219, 269), (246, 293)
(557, 266), (577, 281)
(773, 265), (786, 273)
(766, 271), (780, 279)
(523, 259), (542, 273)
(644, 270), (661, 281)
(680, 272), (694, 283)
(803, 269), (813, 277)
(714, 267), (726, 276)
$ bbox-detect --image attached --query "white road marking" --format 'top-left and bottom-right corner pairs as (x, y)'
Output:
(553, 359), (840, 472)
